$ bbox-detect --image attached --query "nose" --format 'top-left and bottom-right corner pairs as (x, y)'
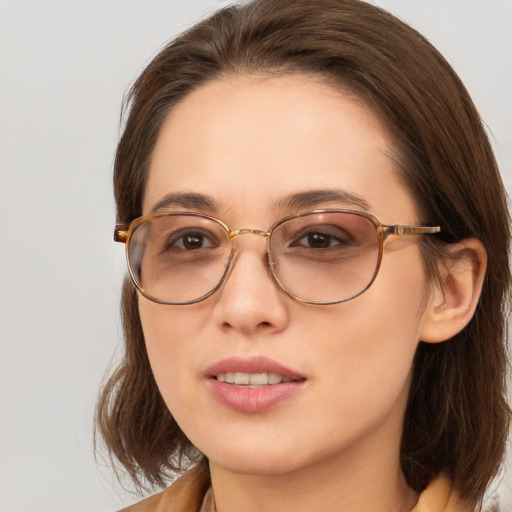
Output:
(211, 236), (290, 335)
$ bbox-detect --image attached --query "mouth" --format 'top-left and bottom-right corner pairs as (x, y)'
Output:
(215, 372), (300, 387)
(206, 356), (307, 413)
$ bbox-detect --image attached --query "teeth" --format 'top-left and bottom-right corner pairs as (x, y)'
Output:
(235, 372), (250, 385)
(249, 373), (267, 385)
(267, 373), (282, 384)
(216, 372), (286, 386)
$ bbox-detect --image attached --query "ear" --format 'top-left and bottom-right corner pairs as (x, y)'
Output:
(419, 238), (487, 344)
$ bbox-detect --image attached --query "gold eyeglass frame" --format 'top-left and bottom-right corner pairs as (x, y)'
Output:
(114, 209), (440, 306)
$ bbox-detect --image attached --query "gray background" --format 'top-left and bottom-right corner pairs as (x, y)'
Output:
(1, 1), (511, 510)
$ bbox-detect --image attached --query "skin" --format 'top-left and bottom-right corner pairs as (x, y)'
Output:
(139, 74), (444, 512)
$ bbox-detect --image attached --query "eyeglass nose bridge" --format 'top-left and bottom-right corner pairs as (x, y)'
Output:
(230, 228), (271, 238)
(227, 228), (278, 268)
(229, 228), (276, 262)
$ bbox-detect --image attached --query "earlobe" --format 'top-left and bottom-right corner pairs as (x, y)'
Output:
(419, 238), (487, 344)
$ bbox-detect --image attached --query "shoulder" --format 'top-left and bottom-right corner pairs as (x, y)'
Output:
(119, 462), (211, 512)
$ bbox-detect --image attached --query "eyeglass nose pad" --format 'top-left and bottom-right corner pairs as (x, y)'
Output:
(268, 251), (278, 267)
(222, 244), (238, 282)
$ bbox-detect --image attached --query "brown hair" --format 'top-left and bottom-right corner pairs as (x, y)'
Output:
(96, 0), (511, 506)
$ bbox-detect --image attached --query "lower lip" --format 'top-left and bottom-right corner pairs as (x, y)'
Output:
(206, 378), (305, 413)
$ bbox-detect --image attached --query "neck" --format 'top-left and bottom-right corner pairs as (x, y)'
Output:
(209, 436), (418, 512)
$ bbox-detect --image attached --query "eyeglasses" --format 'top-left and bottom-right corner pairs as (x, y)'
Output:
(114, 209), (440, 305)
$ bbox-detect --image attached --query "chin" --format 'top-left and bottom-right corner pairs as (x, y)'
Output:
(209, 437), (353, 480)
(198, 436), (307, 476)
(209, 454), (301, 476)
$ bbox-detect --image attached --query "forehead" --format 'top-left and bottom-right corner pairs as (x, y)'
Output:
(144, 74), (416, 223)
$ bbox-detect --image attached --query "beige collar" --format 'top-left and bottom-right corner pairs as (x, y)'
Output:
(411, 474), (470, 512)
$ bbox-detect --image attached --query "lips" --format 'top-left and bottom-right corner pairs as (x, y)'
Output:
(207, 355), (304, 379)
(205, 356), (306, 413)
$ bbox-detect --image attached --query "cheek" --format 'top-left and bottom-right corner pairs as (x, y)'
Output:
(307, 304), (419, 408)
(303, 253), (427, 419)
(138, 300), (201, 412)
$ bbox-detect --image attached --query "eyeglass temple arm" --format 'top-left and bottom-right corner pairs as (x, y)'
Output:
(383, 225), (441, 236)
(114, 224), (130, 243)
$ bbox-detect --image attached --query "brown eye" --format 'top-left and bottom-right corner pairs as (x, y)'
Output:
(170, 231), (216, 251)
(305, 233), (334, 248)
(293, 231), (347, 249)
(182, 234), (205, 250)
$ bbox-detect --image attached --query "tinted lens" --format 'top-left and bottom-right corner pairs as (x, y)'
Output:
(128, 214), (231, 303)
(269, 211), (380, 303)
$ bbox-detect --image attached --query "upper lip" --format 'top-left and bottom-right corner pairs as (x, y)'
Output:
(206, 356), (305, 380)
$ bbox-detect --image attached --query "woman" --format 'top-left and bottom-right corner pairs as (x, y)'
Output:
(96, 0), (511, 510)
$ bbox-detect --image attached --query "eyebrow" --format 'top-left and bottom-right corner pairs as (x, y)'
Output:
(274, 189), (371, 212)
(149, 188), (371, 216)
(149, 192), (219, 214)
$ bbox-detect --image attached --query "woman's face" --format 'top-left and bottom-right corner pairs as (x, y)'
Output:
(139, 74), (433, 478)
